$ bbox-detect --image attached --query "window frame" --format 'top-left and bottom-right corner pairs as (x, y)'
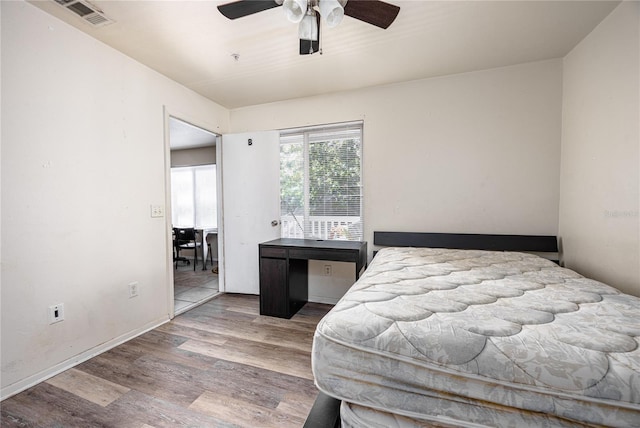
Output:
(279, 121), (364, 242)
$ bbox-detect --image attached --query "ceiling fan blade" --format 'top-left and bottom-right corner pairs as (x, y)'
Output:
(218, 0), (282, 20)
(344, 0), (400, 29)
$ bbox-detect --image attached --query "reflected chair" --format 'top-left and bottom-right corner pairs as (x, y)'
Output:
(174, 227), (201, 271)
(204, 232), (216, 270)
(172, 227), (189, 268)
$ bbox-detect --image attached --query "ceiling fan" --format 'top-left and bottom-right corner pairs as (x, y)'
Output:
(218, 0), (401, 55)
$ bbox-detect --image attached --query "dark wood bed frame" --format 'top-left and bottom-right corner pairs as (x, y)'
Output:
(374, 231), (558, 253)
(303, 231), (559, 427)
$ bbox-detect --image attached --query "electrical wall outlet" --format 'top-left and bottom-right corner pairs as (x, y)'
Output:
(129, 281), (139, 298)
(48, 303), (65, 324)
(150, 205), (164, 218)
(323, 265), (332, 276)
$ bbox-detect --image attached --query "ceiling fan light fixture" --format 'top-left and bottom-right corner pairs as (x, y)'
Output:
(217, 0), (400, 56)
(283, 0), (307, 23)
(298, 9), (318, 41)
(318, 0), (344, 28)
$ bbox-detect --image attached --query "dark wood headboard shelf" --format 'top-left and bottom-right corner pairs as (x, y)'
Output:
(374, 231), (558, 253)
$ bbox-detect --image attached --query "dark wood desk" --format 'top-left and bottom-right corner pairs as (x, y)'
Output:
(259, 238), (368, 319)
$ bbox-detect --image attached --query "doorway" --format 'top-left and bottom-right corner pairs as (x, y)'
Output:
(168, 116), (221, 315)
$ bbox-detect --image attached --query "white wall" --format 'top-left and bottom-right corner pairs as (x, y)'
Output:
(559, 2), (640, 297)
(0, 1), (229, 398)
(230, 59), (563, 303)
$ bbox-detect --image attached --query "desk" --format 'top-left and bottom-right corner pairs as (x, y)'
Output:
(259, 238), (367, 319)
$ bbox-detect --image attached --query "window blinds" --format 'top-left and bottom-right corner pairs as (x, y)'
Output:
(280, 122), (363, 241)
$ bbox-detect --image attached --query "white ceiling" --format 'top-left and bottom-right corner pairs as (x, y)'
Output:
(29, 0), (618, 110)
(169, 117), (217, 149)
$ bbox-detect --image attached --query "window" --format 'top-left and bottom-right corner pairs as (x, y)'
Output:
(171, 165), (217, 228)
(280, 122), (363, 241)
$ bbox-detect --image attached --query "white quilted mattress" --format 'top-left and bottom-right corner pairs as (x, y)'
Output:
(312, 247), (640, 427)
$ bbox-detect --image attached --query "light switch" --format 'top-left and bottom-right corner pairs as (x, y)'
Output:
(151, 205), (164, 218)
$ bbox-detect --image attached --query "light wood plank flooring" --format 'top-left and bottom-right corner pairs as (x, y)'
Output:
(1, 294), (333, 428)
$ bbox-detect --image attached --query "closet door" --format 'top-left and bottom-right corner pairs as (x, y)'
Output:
(221, 131), (281, 294)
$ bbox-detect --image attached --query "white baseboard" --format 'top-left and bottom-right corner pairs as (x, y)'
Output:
(308, 295), (340, 305)
(1, 316), (170, 401)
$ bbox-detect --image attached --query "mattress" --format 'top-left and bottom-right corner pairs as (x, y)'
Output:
(311, 247), (640, 427)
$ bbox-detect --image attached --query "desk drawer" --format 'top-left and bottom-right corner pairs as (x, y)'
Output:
(289, 248), (356, 263)
(260, 247), (287, 258)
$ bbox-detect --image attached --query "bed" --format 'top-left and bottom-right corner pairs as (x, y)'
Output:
(308, 232), (640, 427)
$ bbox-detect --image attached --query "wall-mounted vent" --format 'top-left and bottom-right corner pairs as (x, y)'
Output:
(54, 0), (115, 27)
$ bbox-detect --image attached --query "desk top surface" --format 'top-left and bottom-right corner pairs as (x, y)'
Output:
(260, 238), (366, 251)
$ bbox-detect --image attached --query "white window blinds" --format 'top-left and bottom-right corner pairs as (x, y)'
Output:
(280, 122), (363, 241)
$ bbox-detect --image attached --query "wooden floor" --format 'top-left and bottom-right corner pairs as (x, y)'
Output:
(1, 294), (333, 428)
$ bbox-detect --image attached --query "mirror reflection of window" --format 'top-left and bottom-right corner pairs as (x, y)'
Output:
(171, 165), (217, 229)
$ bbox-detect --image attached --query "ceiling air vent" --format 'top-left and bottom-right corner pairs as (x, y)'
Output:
(54, 0), (115, 27)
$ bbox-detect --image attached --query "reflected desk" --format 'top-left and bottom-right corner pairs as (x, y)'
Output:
(259, 238), (367, 319)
